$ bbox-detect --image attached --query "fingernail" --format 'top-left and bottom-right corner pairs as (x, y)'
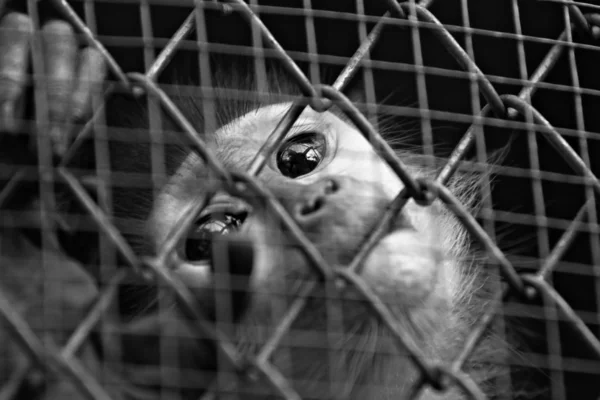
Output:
(49, 124), (70, 156)
(72, 47), (107, 121)
(0, 13), (32, 133)
(0, 101), (17, 133)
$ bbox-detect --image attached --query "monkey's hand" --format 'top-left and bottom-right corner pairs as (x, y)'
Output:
(0, 11), (106, 156)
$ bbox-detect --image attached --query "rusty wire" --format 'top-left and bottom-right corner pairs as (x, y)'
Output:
(0, 0), (599, 399)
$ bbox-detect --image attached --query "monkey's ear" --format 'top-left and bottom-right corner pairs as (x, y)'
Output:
(340, 77), (378, 119)
(343, 79), (367, 106)
(339, 78), (381, 128)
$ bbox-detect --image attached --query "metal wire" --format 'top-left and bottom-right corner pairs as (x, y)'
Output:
(0, 0), (599, 399)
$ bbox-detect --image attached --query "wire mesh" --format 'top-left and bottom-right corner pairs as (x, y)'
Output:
(0, 0), (599, 399)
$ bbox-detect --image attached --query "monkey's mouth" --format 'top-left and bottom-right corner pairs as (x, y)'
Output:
(377, 211), (415, 242)
(331, 211), (414, 271)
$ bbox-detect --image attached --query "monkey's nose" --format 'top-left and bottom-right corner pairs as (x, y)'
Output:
(294, 178), (340, 221)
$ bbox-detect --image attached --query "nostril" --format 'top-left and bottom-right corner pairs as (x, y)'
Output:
(296, 178), (340, 219)
(300, 197), (324, 216)
(324, 178), (338, 194)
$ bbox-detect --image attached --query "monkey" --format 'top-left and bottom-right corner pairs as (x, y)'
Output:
(0, 8), (510, 400)
(92, 69), (507, 400)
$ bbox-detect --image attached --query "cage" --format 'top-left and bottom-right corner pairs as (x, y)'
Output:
(0, 0), (599, 399)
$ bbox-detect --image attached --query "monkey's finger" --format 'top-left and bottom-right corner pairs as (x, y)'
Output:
(70, 47), (106, 122)
(41, 20), (78, 156)
(0, 13), (33, 133)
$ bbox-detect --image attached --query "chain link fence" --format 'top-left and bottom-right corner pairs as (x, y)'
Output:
(0, 0), (600, 399)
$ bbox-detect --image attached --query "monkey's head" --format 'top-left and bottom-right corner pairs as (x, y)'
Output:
(140, 96), (483, 399)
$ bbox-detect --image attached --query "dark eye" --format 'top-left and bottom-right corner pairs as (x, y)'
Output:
(184, 213), (245, 263)
(276, 132), (326, 178)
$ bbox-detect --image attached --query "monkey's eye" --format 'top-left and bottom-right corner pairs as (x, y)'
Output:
(276, 132), (326, 178)
(184, 213), (245, 264)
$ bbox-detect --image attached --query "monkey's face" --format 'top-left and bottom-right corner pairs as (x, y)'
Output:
(147, 102), (469, 397)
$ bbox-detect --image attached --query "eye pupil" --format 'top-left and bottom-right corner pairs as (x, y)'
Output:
(277, 133), (325, 178)
(184, 214), (243, 263)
